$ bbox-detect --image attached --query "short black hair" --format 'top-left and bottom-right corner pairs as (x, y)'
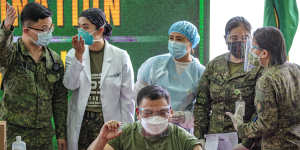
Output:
(21, 2), (52, 26)
(225, 16), (251, 36)
(137, 85), (170, 106)
(253, 27), (287, 66)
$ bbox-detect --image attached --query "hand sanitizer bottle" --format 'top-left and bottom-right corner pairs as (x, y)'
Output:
(12, 136), (26, 150)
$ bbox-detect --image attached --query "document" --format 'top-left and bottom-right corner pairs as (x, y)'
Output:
(205, 132), (238, 150)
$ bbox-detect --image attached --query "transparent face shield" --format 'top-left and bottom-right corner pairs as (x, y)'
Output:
(226, 34), (251, 62)
(244, 44), (263, 72)
(139, 105), (171, 118)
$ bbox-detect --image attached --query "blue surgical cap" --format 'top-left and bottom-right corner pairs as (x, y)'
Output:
(168, 21), (200, 48)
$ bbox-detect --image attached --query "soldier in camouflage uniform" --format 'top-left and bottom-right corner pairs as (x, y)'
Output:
(0, 3), (67, 150)
(193, 17), (262, 149)
(227, 27), (300, 150)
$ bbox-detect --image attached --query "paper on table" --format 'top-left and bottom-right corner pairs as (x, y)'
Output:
(205, 132), (238, 150)
(205, 133), (219, 150)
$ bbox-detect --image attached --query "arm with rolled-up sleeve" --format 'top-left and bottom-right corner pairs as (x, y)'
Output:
(63, 49), (84, 90)
(237, 76), (278, 138)
(120, 51), (135, 123)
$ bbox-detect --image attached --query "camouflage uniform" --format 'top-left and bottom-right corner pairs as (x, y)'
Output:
(237, 63), (300, 150)
(78, 111), (104, 150)
(194, 53), (262, 149)
(0, 22), (67, 149)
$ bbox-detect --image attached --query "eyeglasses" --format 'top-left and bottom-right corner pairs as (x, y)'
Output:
(28, 24), (54, 33)
(227, 34), (250, 42)
(139, 106), (171, 118)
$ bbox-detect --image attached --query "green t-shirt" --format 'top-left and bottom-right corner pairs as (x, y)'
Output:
(228, 61), (243, 75)
(86, 49), (105, 112)
(108, 122), (201, 150)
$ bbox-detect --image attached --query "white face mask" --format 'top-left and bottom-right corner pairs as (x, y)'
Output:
(141, 116), (169, 135)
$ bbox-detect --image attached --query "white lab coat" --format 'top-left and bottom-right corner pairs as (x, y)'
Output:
(63, 41), (135, 150)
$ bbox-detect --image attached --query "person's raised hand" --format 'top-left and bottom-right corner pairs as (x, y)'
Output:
(4, 3), (17, 30)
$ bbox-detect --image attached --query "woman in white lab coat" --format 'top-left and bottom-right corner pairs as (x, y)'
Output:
(63, 8), (135, 150)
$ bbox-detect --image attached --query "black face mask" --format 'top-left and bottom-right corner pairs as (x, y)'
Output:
(227, 41), (246, 59)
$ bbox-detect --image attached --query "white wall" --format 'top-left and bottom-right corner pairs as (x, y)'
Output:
(289, 21), (300, 64)
(210, 0), (300, 65)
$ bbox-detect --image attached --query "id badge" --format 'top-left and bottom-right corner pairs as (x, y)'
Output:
(235, 100), (245, 117)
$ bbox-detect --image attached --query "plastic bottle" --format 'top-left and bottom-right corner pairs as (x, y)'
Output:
(12, 136), (26, 150)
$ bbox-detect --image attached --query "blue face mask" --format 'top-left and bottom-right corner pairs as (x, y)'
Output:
(168, 40), (187, 59)
(77, 28), (95, 45)
(35, 31), (53, 46)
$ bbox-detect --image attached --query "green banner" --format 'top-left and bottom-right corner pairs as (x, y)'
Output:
(264, 0), (299, 54)
(1, 0), (201, 77)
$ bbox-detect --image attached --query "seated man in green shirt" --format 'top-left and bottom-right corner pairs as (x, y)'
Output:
(88, 85), (203, 150)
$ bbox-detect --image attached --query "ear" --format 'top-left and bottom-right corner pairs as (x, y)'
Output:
(170, 107), (174, 115)
(191, 48), (195, 54)
(261, 49), (269, 59)
(186, 41), (193, 52)
(136, 108), (141, 120)
(97, 27), (104, 33)
(23, 28), (29, 34)
(135, 108), (139, 115)
(224, 35), (229, 43)
(188, 40), (192, 46)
